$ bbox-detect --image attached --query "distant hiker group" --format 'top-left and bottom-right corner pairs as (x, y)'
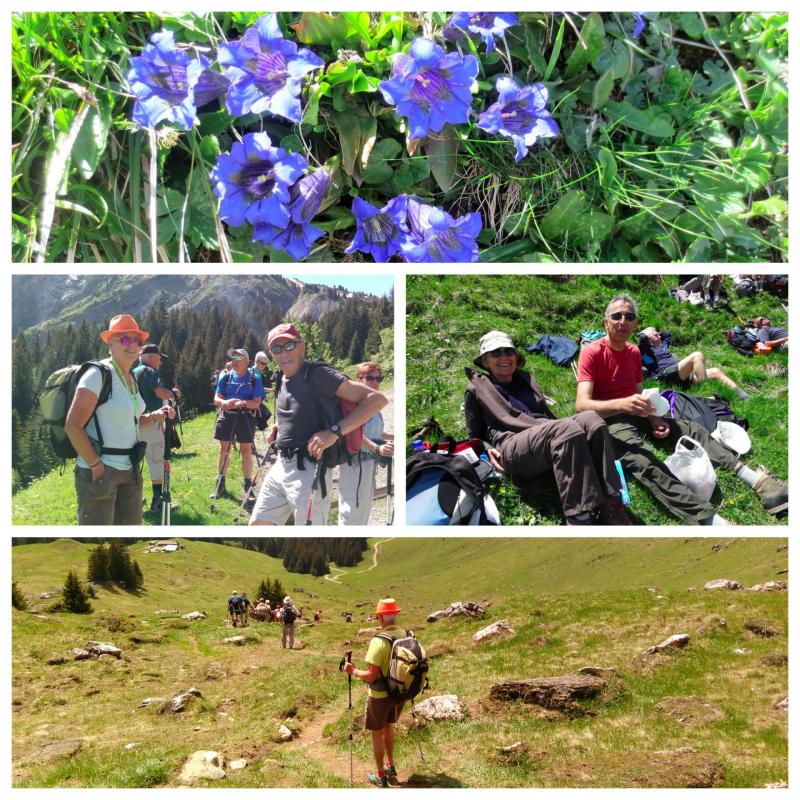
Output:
(43, 312), (393, 526)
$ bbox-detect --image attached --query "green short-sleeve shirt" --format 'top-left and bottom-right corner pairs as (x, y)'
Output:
(365, 625), (402, 699)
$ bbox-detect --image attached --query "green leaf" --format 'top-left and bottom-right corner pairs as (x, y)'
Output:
(729, 138), (772, 191)
(362, 137), (401, 185)
(564, 13), (606, 78)
(605, 100), (675, 138)
(198, 109), (234, 136)
(597, 147), (617, 188)
(569, 208), (615, 246)
(291, 12), (349, 45)
(540, 190), (587, 239)
(523, 22), (548, 77)
(54, 107), (74, 134)
(543, 17), (565, 81)
(424, 127), (460, 192)
(333, 105), (377, 184)
(745, 195), (787, 221)
(595, 41), (630, 80)
(561, 112), (588, 153)
(72, 99), (111, 180)
(592, 69), (614, 110)
(341, 11), (372, 46)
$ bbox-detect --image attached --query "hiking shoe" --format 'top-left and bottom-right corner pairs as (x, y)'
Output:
(597, 496), (633, 525)
(367, 773), (389, 788)
(385, 763), (398, 785)
(209, 477), (226, 500)
(752, 466), (788, 515)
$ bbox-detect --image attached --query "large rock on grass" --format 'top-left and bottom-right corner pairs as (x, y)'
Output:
(25, 739), (83, 764)
(159, 687), (202, 714)
(473, 620), (515, 643)
(704, 579), (742, 591)
(413, 694), (465, 722)
(427, 601), (486, 622)
(642, 634), (689, 656)
(489, 674), (606, 712)
(748, 581), (787, 592)
(272, 724), (293, 743)
(86, 641), (122, 658)
(179, 751), (226, 784)
(182, 611), (207, 620)
(224, 636), (246, 646)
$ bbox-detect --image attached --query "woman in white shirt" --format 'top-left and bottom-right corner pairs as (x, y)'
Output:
(338, 362), (394, 525)
(65, 314), (175, 525)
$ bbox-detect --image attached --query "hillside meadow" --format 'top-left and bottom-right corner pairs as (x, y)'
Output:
(12, 537), (788, 788)
(406, 273), (788, 525)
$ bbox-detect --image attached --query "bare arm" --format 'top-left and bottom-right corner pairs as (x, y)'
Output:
(64, 387), (103, 468)
(344, 660), (381, 683)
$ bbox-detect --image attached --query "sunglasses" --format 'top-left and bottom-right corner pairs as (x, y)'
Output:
(487, 347), (517, 358)
(229, 355), (245, 362)
(608, 312), (637, 321)
(363, 374), (383, 383)
(114, 335), (144, 346)
(270, 341), (300, 354)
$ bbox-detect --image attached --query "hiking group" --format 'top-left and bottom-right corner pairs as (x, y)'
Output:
(410, 288), (788, 526)
(227, 591), (302, 646)
(48, 313), (393, 526)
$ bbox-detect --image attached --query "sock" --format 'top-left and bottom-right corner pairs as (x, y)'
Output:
(735, 464), (758, 487)
(734, 387), (750, 401)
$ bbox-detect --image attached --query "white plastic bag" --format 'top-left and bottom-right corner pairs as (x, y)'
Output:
(664, 436), (717, 501)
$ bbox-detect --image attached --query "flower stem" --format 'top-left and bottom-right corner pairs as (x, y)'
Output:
(148, 127), (158, 263)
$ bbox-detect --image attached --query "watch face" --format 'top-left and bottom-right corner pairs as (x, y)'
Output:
(331, 424), (341, 434)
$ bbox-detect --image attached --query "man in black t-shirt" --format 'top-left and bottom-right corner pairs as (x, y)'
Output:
(249, 323), (387, 525)
(133, 344), (182, 513)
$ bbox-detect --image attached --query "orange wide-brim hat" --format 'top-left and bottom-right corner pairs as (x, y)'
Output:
(375, 598), (401, 616)
(100, 314), (149, 344)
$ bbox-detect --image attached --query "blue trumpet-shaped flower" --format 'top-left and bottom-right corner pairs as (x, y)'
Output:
(127, 30), (229, 129)
(476, 77), (559, 161)
(218, 13), (323, 123)
(442, 12), (519, 54)
(209, 132), (308, 229)
(632, 13), (649, 38)
(346, 195), (410, 262)
(379, 38), (478, 140)
(253, 168), (331, 259)
(402, 198), (481, 263)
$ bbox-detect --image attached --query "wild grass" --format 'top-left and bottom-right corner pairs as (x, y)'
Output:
(406, 274), (788, 525)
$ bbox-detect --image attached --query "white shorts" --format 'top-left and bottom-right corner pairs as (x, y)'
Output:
(338, 455), (376, 525)
(140, 421), (165, 481)
(249, 453), (330, 525)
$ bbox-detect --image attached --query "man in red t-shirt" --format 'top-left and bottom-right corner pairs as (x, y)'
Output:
(575, 294), (787, 523)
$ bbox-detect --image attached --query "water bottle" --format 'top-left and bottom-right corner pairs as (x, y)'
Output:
(615, 459), (631, 505)
(411, 438), (424, 452)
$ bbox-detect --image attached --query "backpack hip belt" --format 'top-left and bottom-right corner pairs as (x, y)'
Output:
(278, 446), (309, 470)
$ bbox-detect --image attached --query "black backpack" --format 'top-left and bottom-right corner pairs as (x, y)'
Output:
(726, 326), (757, 357)
(281, 606), (296, 624)
(701, 393), (749, 430)
(38, 361), (115, 459)
(661, 389), (748, 433)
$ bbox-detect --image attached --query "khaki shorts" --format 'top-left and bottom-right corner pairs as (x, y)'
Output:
(365, 695), (404, 730)
(249, 452), (329, 525)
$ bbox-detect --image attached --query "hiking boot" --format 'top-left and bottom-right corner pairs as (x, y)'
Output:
(597, 496), (633, 525)
(385, 763), (398, 785)
(367, 773), (389, 788)
(209, 476), (226, 500)
(752, 466), (789, 515)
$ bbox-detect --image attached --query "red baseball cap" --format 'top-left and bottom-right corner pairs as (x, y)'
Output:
(267, 323), (303, 349)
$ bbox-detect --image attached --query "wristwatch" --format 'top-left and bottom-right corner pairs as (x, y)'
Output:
(330, 423), (344, 439)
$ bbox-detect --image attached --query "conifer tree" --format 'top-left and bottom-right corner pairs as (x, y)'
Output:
(62, 571), (93, 614)
(87, 543), (110, 584)
(12, 581), (27, 610)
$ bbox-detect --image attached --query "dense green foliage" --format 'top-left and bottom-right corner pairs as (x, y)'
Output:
(12, 581), (28, 611)
(12, 11), (787, 262)
(407, 274), (788, 525)
(61, 570), (93, 614)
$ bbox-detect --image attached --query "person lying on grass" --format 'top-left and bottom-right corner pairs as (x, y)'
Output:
(465, 330), (631, 525)
(638, 327), (750, 401)
(575, 294), (788, 524)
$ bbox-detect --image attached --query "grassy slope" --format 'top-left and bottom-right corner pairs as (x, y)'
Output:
(406, 274), (788, 525)
(13, 380), (393, 526)
(13, 538), (788, 788)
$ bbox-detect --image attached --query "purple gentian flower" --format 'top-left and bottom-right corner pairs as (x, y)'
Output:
(210, 131), (308, 229)
(476, 77), (559, 161)
(632, 13), (650, 38)
(127, 30), (229, 130)
(401, 198), (481, 263)
(218, 13), (324, 123)
(346, 195), (410, 262)
(442, 12), (518, 54)
(379, 38), (478, 140)
(253, 168), (331, 259)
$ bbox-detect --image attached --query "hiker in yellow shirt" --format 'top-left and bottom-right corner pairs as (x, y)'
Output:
(344, 598), (405, 787)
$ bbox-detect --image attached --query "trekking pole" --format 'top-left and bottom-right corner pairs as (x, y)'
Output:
(338, 651), (354, 787)
(410, 699), (426, 763)
(162, 409), (174, 526)
(176, 402), (189, 482)
(386, 456), (394, 526)
(211, 412), (239, 504)
(305, 460), (323, 525)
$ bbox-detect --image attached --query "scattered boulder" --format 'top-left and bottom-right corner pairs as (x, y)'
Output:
(764, 780), (788, 789)
(159, 687), (202, 714)
(774, 696), (788, 712)
(427, 601), (486, 622)
(178, 751), (226, 784)
(71, 648), (91, 661)
(489, 675), (606, 713)
(749, 581), (787, 592)
(577, 666), (617, 678)
(26, 739), (83, 764)
(224, 636), (246, 646)
(473, 620), (515, 643)
(86, 641), (122, 659)
(154, 609), (179, 615)
(228, 759), (247, 770)
(272, 724), (293, 743)
(203, 661), (226, 680)
(703, 579), (741, 591)
(654, 696), (724, 725)
(414, 694), (465, 722)
(496, 741), (530, 765)
(760, 653), (788, 668)
(139, 697), (166, 708)
(744, 620), (780, 638)
(182, 611), (207, 620)
(47, 654), (67, 666)
(734, 648), (751, 656)
(124, 742), (141, 750)
(642, 634), (690, 656)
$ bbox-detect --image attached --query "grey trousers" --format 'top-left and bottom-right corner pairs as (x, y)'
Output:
(499, 411), (622, 516)
(607, 414), (738, 524)
(281, 622), (295, 649)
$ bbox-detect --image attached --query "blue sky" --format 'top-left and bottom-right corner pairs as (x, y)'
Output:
(285, 273), (395, 297)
